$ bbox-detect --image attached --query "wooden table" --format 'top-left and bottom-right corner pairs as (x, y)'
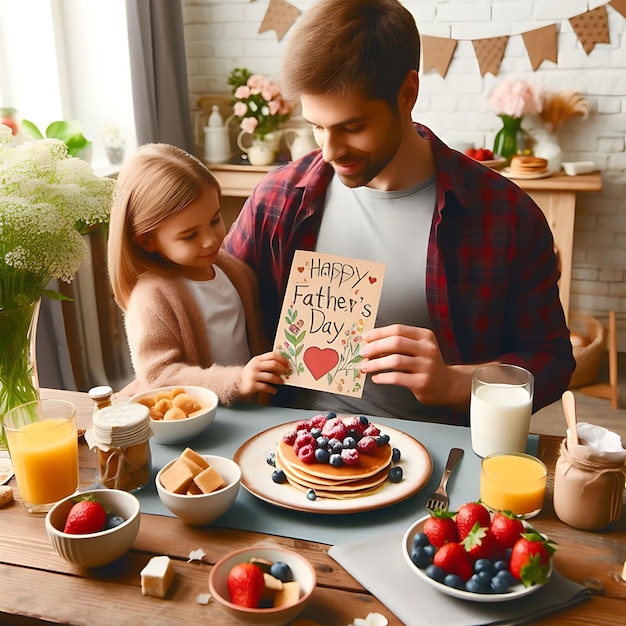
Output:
(1, 389), (625, 625)
(211, 163), (602, 321)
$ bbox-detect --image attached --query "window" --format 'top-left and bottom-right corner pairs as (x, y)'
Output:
(0, 0), (135, 171)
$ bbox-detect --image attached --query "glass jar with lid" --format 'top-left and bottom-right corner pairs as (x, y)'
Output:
(85, 403), (153, 492)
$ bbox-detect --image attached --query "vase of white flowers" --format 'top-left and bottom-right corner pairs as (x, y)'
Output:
(0, 125), (116, 447)
(228, 67), (292, 164)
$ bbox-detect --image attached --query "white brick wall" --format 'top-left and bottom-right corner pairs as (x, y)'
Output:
(183, 0), (626, 349)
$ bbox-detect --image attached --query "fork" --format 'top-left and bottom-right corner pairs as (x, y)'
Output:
(424, 447), (464, 513)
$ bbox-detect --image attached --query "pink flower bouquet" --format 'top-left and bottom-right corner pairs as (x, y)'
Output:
(488, 78), (544, 119)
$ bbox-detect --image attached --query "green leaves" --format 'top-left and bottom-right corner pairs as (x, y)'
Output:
(20, 119), (92, 157)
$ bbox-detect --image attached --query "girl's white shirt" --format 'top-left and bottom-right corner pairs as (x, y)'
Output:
(183, 266), (250, 366)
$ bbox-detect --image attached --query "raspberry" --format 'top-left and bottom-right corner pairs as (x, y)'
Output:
(309, 414), (328, 429)
(297, 444), (316, 464)
(293, 432), (316, 453)
(356, 435), (378, 455)
(343, 415), (366, 436)
(321, 420), (347, 440)
(340, 448), (360, 465)
(363, 425), (381, 437)
(295, 419), (312, 432)
(283, 430), (297, 445)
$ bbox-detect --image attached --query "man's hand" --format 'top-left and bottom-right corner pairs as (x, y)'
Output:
(359, 324), (475, 411)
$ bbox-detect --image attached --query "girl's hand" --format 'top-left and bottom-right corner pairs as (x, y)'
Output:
(238, 350), (290, 398)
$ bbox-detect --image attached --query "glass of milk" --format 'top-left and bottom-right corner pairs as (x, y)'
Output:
(470, 364), (534, 458)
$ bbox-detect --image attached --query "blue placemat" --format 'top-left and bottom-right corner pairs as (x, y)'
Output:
(135, 404), (539, 547)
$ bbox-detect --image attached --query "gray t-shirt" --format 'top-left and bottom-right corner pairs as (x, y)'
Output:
(292, 175), (448, 421)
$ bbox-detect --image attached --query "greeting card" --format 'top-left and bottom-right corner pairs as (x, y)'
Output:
(275, 250), (385, 397)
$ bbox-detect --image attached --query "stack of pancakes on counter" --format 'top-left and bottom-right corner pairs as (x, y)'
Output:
(508, 155), (548, 176)
(275, 434), (393, 500)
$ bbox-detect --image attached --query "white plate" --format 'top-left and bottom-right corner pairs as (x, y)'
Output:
(474, 156), (507, 169)
(234, 420), (432, 514)
(403, 515), (552, 602)
(0, 456), (14, 485)
(500, 167), (553, 180)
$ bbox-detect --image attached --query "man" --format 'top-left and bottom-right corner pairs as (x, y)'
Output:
(224, 0), (574, 425)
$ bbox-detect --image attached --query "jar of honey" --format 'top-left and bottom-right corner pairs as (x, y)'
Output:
(87, 404), (152, 493)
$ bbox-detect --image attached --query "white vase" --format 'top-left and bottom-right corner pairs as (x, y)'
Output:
(285, 127), (318, 161)
(533, 130), (562, 174)
(237, 130), (277, 166)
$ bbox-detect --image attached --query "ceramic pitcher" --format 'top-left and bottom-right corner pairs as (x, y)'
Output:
(237, 130), (280, 166)
(285, 127), (318, 161)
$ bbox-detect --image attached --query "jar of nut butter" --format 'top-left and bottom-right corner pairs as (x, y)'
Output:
(86, 404), (153, 493)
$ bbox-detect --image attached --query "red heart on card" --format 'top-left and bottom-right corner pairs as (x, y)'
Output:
(303, 347), (339, 380)
(297, 267), (305, 273)
(368, 276), (377, 284)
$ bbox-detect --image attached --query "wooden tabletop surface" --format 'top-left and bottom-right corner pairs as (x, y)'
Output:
(1, 389), (625, 625)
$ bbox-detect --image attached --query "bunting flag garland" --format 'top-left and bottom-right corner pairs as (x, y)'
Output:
(522, 24), (558, 71)
(252, 0), (624, 77)
(610, 0), (626, 18)
(421, 36), (457, 78)
(472, 36), (509, 77)
(570, 6), (610, 55)
(257, 0), (301, 42)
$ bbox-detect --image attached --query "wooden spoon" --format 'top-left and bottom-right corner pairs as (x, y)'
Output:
(562, 390), (579, 447)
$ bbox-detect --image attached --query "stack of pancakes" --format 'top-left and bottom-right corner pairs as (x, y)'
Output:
(508, 155), (548, 176)
(275, 437), (393, 500)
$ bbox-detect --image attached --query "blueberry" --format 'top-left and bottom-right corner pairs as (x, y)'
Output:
(358, 415), (369, 426)
(266, 451), (276, 467)
(271, 469), (287, 484)
(314, 447), (330, 463)
(465, 574), (489, 594)
(388, 467), (403, 483)
(423, 544), (437, 559)
(326, 411), (337, 419)
(425, 564), (445, 583)
(316, 436), (329, 449)
(379, 433), (390, 444)
(106, 515), (125, 529)
(270, 561), (293, 582)
(329, 453), (343, 467)
(493, 560), (510, 573)
(410, 546), (432, 569)
(490, 572), (512, 593)
(474, 559), (495, 576)
(411, 532), (430, 548)
(328, 438), (342, 453)
(342, 436), (357, 449)
(444, 574), (465, 590)
(493, 569), (516, 587)
(310, 427), (322, 438)
(391, 447), (401, 463)
(306, 489), (316, 501)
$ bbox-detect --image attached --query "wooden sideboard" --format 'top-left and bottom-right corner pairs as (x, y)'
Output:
(210, 161), (603, 320)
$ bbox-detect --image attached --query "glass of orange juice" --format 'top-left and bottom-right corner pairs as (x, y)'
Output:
(480, 452), (547, 518)
(3, 399), (78, 514)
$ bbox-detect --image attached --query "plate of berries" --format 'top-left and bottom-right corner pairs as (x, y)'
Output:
(403, 502), (555, 602)
(234, 413), (432, 514)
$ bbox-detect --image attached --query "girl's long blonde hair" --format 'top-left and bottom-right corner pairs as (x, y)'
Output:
(107, 143), (222, 310)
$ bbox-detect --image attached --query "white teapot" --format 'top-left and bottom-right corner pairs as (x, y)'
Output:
(285, 127), (318, 161)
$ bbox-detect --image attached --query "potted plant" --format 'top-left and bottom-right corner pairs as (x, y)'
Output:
(20, 119), (92, 160)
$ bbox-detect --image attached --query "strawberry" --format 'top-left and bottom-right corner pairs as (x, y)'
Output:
(461, 525), (502, 562)
(474, 148), (487, 161)
(433, 542), (473, 581)
(227, 562), (265, 608)
(490, 511), (525, 550)
(63, 495), (107, 534)
(423, 512), (459, 548)
(464, 147), (477, 158)
(509, 531), (556, 587)
(455, 501), (491, 540)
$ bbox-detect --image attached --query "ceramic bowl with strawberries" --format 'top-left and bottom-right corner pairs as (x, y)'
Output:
(129, 385), (218, 444)
(403, 502), (554, 603)
(208, 546), (316, 625)
(155, 454), (241, 525)
(45, 488), (140, 568)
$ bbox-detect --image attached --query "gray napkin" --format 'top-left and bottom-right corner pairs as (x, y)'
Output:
(329, 529), (591, 626)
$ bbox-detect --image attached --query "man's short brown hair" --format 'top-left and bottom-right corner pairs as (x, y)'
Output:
(280, 0), (420, 109)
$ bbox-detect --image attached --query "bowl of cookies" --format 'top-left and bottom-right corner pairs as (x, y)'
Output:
(129, 385), (218, 444)
(155, 449), (241, 525)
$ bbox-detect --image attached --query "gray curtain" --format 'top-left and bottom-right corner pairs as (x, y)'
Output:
(125, 0), (193, 151)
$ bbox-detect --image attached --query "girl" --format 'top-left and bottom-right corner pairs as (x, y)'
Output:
(107, 143), (288, 404)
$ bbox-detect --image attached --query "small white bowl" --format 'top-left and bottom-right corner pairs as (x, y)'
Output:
(155, 454), (241, 525)
(129, 385), (218, 444)
(208, 546), (316, 625)
(45, 489), (140, 568)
